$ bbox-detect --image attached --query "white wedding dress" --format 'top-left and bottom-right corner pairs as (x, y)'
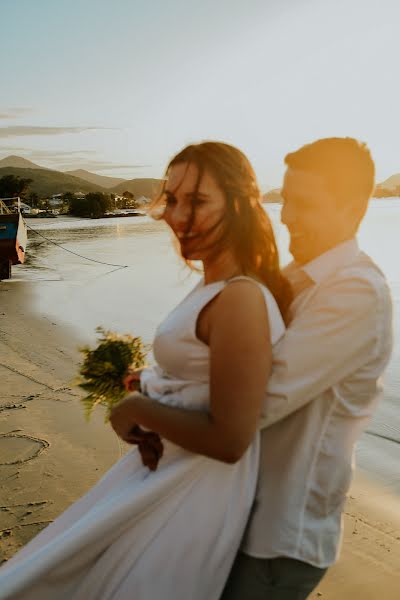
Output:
(0, 277), (285, 600)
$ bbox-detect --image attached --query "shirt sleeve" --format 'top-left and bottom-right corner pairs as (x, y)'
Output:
(260, 272), (392, 427)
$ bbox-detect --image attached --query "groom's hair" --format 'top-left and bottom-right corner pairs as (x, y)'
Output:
(284, 137), (375, 223)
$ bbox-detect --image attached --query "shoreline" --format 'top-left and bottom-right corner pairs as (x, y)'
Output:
(1, 279), (399, 597)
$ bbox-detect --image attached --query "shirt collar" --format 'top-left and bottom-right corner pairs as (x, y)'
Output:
(301, 238), (360, 284)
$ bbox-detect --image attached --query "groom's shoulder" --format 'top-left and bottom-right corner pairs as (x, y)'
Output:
(321, 250), (392, 317)
(336, 250), (389, 293)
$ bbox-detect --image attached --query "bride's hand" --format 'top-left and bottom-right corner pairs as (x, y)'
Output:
(123, 369), (143, 392)
(110, 393), (142, 442)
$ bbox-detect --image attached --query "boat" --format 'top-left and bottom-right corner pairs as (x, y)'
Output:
(103, 210), (146, 218)
(0, 197), (28, 280)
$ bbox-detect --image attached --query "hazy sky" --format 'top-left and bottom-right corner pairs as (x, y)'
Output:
(1, 0), (399, 187)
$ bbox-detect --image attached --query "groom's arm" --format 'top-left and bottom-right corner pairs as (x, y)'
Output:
(260, 271), (392, 427)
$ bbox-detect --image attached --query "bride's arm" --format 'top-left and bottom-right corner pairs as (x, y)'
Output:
(110, 280), (272, 464)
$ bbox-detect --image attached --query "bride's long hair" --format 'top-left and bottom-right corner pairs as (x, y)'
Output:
(150, 141), (292, 320)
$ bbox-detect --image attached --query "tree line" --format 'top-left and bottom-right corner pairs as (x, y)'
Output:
(0, 175), (138, 218)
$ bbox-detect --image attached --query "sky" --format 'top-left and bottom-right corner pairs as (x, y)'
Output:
(1, 0), (400, 188)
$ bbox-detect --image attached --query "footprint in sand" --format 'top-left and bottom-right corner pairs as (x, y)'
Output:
(0, 434), (49, 466)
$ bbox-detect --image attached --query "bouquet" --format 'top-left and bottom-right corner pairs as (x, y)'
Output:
(77, 327), (163, 470)
(77, 326), (147, 420)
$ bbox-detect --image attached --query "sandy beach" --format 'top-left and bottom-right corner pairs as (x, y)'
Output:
(0, 278), (399, 598)
(0, 280), (121, 563)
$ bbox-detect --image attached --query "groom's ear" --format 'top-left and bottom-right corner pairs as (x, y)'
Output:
(337, 201), (364, 236)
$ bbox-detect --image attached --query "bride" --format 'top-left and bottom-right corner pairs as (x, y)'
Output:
(0, 141), (289, 600)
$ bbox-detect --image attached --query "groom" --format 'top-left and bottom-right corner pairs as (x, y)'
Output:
(221, 137), (393, 599)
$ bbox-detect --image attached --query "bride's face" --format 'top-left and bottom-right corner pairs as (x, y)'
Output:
(162, 162), (227, 261)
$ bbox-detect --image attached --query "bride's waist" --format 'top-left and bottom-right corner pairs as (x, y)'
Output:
(140, 367), (209, 410)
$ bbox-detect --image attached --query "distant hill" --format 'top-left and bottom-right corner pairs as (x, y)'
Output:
(0, 155), (44, 170)
(262, 188), (283, 203)
(263, 180), (400, 201)
(0, 166), (106, 197)
(111, 178), (163, 198)
(65, 169), (127, 189)
(373, 173), (400, 197)
(377, 173), (400, 191)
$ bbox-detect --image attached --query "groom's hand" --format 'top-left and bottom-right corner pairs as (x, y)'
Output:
(136, 431), (164, 471)
(109, 394), (164, 470)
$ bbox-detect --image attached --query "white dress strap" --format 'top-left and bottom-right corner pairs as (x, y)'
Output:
(225, 275), (285, 345)
(225, 275), (263, 285)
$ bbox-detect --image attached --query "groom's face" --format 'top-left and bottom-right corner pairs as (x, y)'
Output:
(281, 168), (349, 265)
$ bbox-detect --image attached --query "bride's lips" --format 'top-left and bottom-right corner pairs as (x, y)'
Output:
(176, 232), (202, 244)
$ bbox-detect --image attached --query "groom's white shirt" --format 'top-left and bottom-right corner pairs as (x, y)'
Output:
(242, 238), (393, 568)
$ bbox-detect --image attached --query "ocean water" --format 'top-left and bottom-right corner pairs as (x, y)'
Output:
(11, 199), (400, 491)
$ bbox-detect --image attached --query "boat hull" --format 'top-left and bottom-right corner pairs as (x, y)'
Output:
(0, 213), (28, 265)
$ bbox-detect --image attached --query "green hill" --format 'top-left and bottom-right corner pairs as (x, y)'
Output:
(111, 178), (163, 198)
(65, 169), (127, 189)
(0, 166), (107, 197)
(0, 155), (45, 170)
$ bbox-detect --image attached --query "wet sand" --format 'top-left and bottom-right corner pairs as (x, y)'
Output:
(314, 473), (400, 599)
(1, 277), (400, 598)
(0, 280), (121, 562)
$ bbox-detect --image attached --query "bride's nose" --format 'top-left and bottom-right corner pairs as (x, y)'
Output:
(169, 202), (193, 231)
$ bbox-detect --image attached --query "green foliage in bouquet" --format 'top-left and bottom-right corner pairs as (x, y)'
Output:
(77, 327), (147, 420)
